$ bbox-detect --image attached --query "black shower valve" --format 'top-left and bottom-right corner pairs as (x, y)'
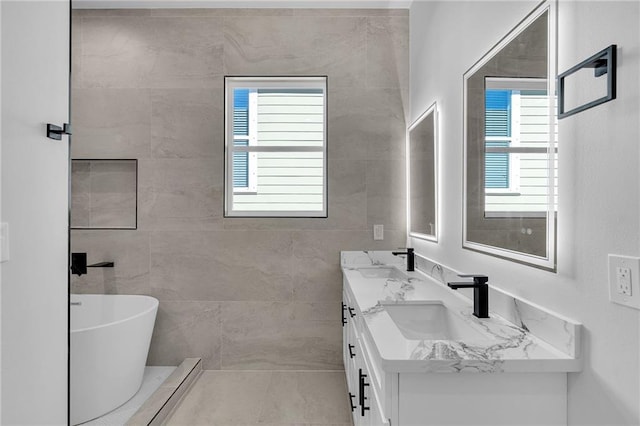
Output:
(70, 252), (114, 276)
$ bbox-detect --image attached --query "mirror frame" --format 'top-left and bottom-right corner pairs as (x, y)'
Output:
(407, 102), (438, 242)
(462, 1), (557, 270)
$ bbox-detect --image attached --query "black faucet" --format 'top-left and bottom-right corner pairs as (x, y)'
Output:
(71, 253), (87, 276)
(392, 248), (414, 271)
(447, 274), (489, 318)
(71, 252), (115, 276)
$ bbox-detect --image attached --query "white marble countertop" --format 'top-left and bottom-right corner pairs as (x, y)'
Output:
(342, 251), (582, 374)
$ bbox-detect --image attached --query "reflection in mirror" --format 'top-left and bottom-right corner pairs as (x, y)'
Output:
(463, 3), (557, 270)
(408, 103), (437, 241)
(71, 159), (138, 230)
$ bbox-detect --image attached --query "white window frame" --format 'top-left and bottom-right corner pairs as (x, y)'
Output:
(224, 76), (328, 218)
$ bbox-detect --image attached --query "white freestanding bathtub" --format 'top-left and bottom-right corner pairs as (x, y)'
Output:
(70, 294), (159, 425)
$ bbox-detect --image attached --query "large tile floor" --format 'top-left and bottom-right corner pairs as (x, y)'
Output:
(166, 370), (353, 426)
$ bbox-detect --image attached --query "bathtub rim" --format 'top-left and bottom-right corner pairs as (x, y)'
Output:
(70, 294), (159, 334)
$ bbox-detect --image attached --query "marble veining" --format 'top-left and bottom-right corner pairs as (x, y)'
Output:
(413, 252), (581, 358)
(342, 249), (405, 268)
(513, 300), (532, 332)
(342, 251), (582, 373)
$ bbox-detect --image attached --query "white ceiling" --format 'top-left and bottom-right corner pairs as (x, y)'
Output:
(73, 0), (413, 9)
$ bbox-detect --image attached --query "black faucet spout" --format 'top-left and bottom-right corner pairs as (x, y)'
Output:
(392, 248), (414, 272)
(71, 252), (115, 276)
(447, 274), (490, 318)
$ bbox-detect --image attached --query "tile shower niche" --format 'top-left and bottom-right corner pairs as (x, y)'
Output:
(71, 159), (138, 229)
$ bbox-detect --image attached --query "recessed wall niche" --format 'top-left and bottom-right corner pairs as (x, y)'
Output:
(71, 159), (138, 230)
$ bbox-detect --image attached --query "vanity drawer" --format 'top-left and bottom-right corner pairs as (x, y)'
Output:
(356, 337), (391, 426)
(346, 321), (358, 373)
(343, 292), (362, 333)
(360, 330), (384, 398)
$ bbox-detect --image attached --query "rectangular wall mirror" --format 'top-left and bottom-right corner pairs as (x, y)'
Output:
(408, 102), (438, 241)
(463, 2), (557, 270)
(71, 159), (138, 230)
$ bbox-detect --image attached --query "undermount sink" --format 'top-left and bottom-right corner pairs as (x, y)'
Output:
(357, 266), (406, 280)
(382, 301), (495, 341)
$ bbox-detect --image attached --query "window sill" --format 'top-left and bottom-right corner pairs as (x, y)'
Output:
(484, 211), (547, 219)
(485, 192), (522, 196)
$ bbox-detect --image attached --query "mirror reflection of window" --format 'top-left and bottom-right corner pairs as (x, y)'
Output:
(463, 3), (557, 270)
(484, 78), (558, 218)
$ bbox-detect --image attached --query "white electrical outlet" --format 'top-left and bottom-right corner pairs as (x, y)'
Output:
(373, 224), (384, 241)
(608, 254), (640, 310)
(616, 267), (632, 295)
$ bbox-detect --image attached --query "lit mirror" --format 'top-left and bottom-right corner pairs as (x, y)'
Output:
(408, 103), (437, 241)
(463, 3), (557, 270)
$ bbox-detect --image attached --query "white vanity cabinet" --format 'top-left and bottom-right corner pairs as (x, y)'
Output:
(343, 284), (568, 426)
(340, 251), (582, 426)
(343, 287), (392, 426)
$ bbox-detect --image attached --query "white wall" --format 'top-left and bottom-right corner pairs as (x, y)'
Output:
(1, 1), (69, 424)
(410, 1), (640, 424)
(0, 0), (3, 420)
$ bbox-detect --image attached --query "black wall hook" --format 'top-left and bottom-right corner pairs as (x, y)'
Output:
(47, 123), (72, 140)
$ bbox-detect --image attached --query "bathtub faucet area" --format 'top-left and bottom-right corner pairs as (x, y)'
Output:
(71, 252), (115, 276)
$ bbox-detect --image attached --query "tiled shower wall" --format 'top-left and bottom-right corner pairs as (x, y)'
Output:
(70, 8), (408, 370)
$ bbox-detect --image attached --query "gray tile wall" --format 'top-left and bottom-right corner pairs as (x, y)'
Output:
(71, 8), (409, 370)
(71, 159), (137, 229)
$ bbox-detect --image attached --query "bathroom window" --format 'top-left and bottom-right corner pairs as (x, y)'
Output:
(484, 77), (557, 217)
(224, 76), (328, 217)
